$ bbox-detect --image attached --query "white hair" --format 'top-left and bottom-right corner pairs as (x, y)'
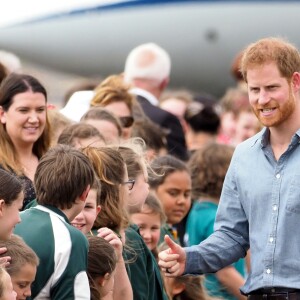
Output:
(0, 50), (22, 73)
(124, 43), (171, 84)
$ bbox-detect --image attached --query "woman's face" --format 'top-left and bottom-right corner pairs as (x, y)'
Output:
(0, 191), (23, 240)
(155, 171), (191, 225)
(0, 91), (47, 147)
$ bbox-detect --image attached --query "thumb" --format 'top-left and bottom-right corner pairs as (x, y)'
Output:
(164, 235), (180, 254)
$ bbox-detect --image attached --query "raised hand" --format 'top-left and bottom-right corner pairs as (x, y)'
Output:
(0, 247), (11, 268)
(97, 227), (123, 260)
(158, 235), (186, 277)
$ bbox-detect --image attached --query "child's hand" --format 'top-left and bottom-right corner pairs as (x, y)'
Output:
(0, 247), (11, 267)
(97, 227), (123, 260)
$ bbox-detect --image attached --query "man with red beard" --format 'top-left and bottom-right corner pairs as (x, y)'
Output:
(158, 37), (300, 300)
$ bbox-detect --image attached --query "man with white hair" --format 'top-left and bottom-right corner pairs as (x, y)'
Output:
(124, 43), (187, 160)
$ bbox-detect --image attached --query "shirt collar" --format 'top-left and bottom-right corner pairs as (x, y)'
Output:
(246, 127), (268, 148)
(258, 127), (300, 148)
(35, 204), (70, 224)
(260, 127), (270, 148)
(130, 87), (159, 106)
(295, 128), (300, 138)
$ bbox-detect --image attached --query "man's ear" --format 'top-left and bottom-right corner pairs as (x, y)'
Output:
(79, 185), (91, 202)
(159, 77), (169, 91)
(0, 106), (6, 124)
(291, 72), (300, 92)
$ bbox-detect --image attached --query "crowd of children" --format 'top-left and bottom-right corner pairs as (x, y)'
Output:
(0, 40), (265, 300)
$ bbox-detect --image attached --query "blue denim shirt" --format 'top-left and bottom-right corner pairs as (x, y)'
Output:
(185, 127), (300, 294)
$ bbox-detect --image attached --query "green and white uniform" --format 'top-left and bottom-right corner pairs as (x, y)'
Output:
(14, 204), (90, 300)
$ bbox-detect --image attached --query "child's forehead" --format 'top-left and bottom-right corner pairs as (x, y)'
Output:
(16, 262), (38, 274)
(85, 190), (99, 206)
(137, 209), (161, 219)
(163, 170), (190, 182)
(87, 188), (98, 198)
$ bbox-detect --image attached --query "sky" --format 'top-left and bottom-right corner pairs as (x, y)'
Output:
(0, 0), (124, 27)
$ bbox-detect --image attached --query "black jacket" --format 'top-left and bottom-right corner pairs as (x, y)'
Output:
(137, 95), (188, 161)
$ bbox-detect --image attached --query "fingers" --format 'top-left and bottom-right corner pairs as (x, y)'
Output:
(158, 256), (178, 269)
(158, 236), (186, 277)
(159, 250), (179, 262)
(161, 262), (181, 277)
(97, 227), (112, 238)
(0, 247), (7, 255)
(98, 231), (119, 242)
(97, 227), (123, 257)
(0, 256), (11, 268)
(98, 228), (121, 242)
(164, 235), (180, 254)
(97, 228), (121, 241)
(158, 251), (179, 265)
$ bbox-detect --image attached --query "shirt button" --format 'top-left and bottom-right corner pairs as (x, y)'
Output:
(269, 237), (274, 243)
(266, 269), (271, 274)
(273, 205), (277, 211)
(276, 173), (281, 179)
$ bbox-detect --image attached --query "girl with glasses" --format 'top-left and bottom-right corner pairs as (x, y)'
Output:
(81, 147), (132, 300)
(84, 144), (168, 300)
(117, 138), (149, 214)
(117, 139), (169, 300)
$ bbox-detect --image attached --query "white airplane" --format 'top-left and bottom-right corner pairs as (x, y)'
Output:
(0, 0), (299, 97)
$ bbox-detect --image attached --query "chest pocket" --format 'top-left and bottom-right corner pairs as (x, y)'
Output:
(286, 175), (300, 213)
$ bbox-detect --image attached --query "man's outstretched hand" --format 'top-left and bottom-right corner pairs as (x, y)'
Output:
(158, 235), (186, 277)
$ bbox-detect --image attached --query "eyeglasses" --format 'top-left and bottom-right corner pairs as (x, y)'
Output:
(122, 179), (135, 190)
(119, 116), (134, 128)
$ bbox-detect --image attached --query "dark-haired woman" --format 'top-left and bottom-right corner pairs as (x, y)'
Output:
(0, 73), (51, 209)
